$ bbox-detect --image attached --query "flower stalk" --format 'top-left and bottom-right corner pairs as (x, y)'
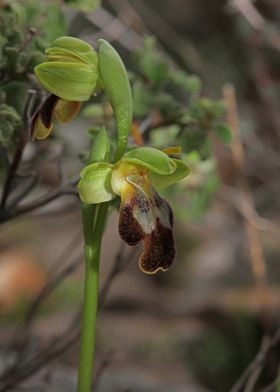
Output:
(77, 203), (108, 392)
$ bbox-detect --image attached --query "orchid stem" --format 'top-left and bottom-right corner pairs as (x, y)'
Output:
(77, 202), (108, 392)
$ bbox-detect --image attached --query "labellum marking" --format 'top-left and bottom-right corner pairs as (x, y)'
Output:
(118, 178), (175, 274)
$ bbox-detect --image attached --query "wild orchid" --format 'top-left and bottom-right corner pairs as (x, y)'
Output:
(32, 36), (190, 392)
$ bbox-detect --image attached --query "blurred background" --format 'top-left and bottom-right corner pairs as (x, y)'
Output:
(0, 0), (280, 391)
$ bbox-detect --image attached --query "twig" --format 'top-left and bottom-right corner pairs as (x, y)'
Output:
(83, 7), (142, 51)
(231, 0), (266, 31)
(218, 185), (279, 236)
(93, 350), (114, 390)
(259, 376), (280, 392)
(24, 256), (82, 327)
(43, 228), (82, 280)
(230, 328), (280, 392)
(2, 230), (83, 380)
(0, 90), (37, 209)
(99, 243), (136, 307)
(0, 242), (135, 391)
(223, 83), (270, 326)
(6, 173), (38, 209)
(0, 176), (79, 224)
(18, 28), (37, 53)
(230, 0), (280, 51)
(129, 0), (208, 78)
(104, 0), (186, 75)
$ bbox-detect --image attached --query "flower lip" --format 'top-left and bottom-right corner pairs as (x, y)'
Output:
(139, 214), (175, 274)
(118, 174), (175, 274)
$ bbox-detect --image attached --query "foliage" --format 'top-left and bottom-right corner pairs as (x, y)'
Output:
(0, 103), (21, 147)
(131, 37), (230, 152)
(63, 0), (100, 12)
(0, 0), (66, 149)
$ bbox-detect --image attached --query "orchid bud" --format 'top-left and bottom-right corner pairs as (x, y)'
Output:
(35, 37), (98, 101)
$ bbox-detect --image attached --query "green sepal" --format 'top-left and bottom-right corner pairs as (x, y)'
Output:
(123, 147), (176, 175)
(98, 39), (132, 161)
(35, 61), (98, 101)
(88, 126), (111, 163)
(46, 36), (98, 67)
(78, 162), (115, 204)
(150, 159), (191, 190)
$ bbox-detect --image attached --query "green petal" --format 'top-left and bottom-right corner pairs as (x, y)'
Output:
(98, 39), (132, 161)
(88, 126), (111, 163)
(78, 162), (115, 204)
(123, 147), (176, 175)
(150, 159), (191, 189)
(35, 62), (98, 101)
(33, 116), (53, 140)
(54, 100), (81, 123)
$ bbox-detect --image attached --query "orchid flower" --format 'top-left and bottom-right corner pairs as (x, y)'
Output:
(32, 36), (98, 139)
(78, 144), (190, 274)
(32, 35), (191, 273)
(31, 36), (132, 156)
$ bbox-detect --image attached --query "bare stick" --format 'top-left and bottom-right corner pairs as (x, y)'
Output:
(231, 0), (266, 31)
(223, 83), (270, 325)
(0, 242), (134, 391)
(230, 328), (280, 392)
(0, 176), (79, 224)
(0, 90), (36, 209)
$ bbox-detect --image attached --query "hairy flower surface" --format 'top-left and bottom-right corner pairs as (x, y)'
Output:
(78, 147), (190, 274)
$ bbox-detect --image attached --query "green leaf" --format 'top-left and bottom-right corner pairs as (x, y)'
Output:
(78, 162), (115, 204)
(123, 147), (176, 175)
(35, 61), (98, 101)
(88, 127), (111, 163)
(150, 159), (191, 189)
(214, 124), (232, 144)
(98, 39), (132, 161)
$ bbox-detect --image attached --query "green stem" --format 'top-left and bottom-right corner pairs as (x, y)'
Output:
(77, 203), (108, 392)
